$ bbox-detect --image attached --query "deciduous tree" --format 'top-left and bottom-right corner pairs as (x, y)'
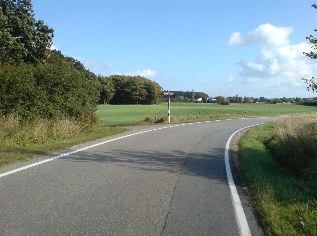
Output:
(0, 0), (54, 64)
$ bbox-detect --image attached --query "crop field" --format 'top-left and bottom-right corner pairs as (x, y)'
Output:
(96, 103), (317, 126)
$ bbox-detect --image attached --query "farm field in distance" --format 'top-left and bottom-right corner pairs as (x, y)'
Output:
(96, 103), (317, 126)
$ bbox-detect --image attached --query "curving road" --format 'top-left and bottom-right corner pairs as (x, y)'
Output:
(0, 118), (274, 236)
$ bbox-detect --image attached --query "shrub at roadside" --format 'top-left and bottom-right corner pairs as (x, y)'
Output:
(265, 115), (317, 179)
(0, 60), (100, 120)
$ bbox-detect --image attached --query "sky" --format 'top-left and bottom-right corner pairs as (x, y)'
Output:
(32, 0), (317, 98)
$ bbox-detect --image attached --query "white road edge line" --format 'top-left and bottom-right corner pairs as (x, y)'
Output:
(225, 123), (263, 236)
(0, 134), (133, 179)
(0, 118), (265, 192)
(0, 122), (184, 178)
(0, 119), (193, 178)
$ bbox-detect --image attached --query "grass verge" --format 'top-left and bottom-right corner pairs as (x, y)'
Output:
(239, 123), (317, 235)
(0, 115), (127, 167)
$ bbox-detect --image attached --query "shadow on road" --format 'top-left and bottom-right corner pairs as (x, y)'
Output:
(62, 147), (227, 182)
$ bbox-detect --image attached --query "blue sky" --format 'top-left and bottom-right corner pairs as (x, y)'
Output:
(33, 0), (317, 98)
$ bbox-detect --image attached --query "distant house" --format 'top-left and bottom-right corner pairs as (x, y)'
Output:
(196, 98), (203, 102)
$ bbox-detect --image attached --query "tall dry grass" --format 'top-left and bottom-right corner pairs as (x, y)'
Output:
(0, 114), (83, 147)
(266, 115), (317, 179)
(0, 114), (126, 167)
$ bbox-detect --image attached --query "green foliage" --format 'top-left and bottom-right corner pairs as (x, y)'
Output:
(0, 63), (37, 116)
(302, 77), (317, 92)
(0, 59), (100, 120)
(174, 95), (190, 103)
(99, 76), (115, 104)
(216, 96), (230, 105)
(303, 99), (317, 106)
(0, 0), (54, 64)
(49, 50), (97, 80)
(0, 1), (100, 121)
(35, 60), (100, 119)
(170, 91), (209, 101)
(99, 75), (162, 105)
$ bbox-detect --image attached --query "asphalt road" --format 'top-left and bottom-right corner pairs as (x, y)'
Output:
(0, 118), (274, 236)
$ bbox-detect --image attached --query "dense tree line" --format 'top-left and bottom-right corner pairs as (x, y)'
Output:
(99, 75), (162, 105)
(170, 91), (209, 102)
(205, 95), (317, 106)
(0, 0), (164, 121)
(302, 99), (317, 106)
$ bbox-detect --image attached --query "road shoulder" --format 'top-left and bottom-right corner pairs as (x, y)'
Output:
(229, 129), (265, 236)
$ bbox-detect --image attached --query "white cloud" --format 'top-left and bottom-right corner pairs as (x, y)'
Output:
(228, 32), (243, 46)
(228, 23), (293, 46)
(82, 60), (115, 75)
(228, 76), (234, 82)
(79, 59), (159, 79)
(247, 62), (265, 71)
(228, 23), (317, 97)
(135, 69), (158, 78)
(50, 44), (59, 50)
(115, 69), (159, 78)
(269, 58), (280, 74)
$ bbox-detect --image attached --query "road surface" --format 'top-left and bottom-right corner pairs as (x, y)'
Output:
(0, 118), (274, 235)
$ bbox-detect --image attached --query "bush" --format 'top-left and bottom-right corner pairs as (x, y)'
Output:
(35, 61), (100, 119)
(0, 64), (37, 118)
(216, 96), (230, 105)
(265, 115), (317, 179)
(0, 61), (100, 120)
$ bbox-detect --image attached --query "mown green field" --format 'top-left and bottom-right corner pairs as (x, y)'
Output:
(96, 103), (317, 126)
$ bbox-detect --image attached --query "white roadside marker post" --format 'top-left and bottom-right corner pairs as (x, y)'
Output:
(163, 91), (174, 123)
(168, 94), (171, 123)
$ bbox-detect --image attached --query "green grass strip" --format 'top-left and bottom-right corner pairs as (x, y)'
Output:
(239, 124), (317, 235)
